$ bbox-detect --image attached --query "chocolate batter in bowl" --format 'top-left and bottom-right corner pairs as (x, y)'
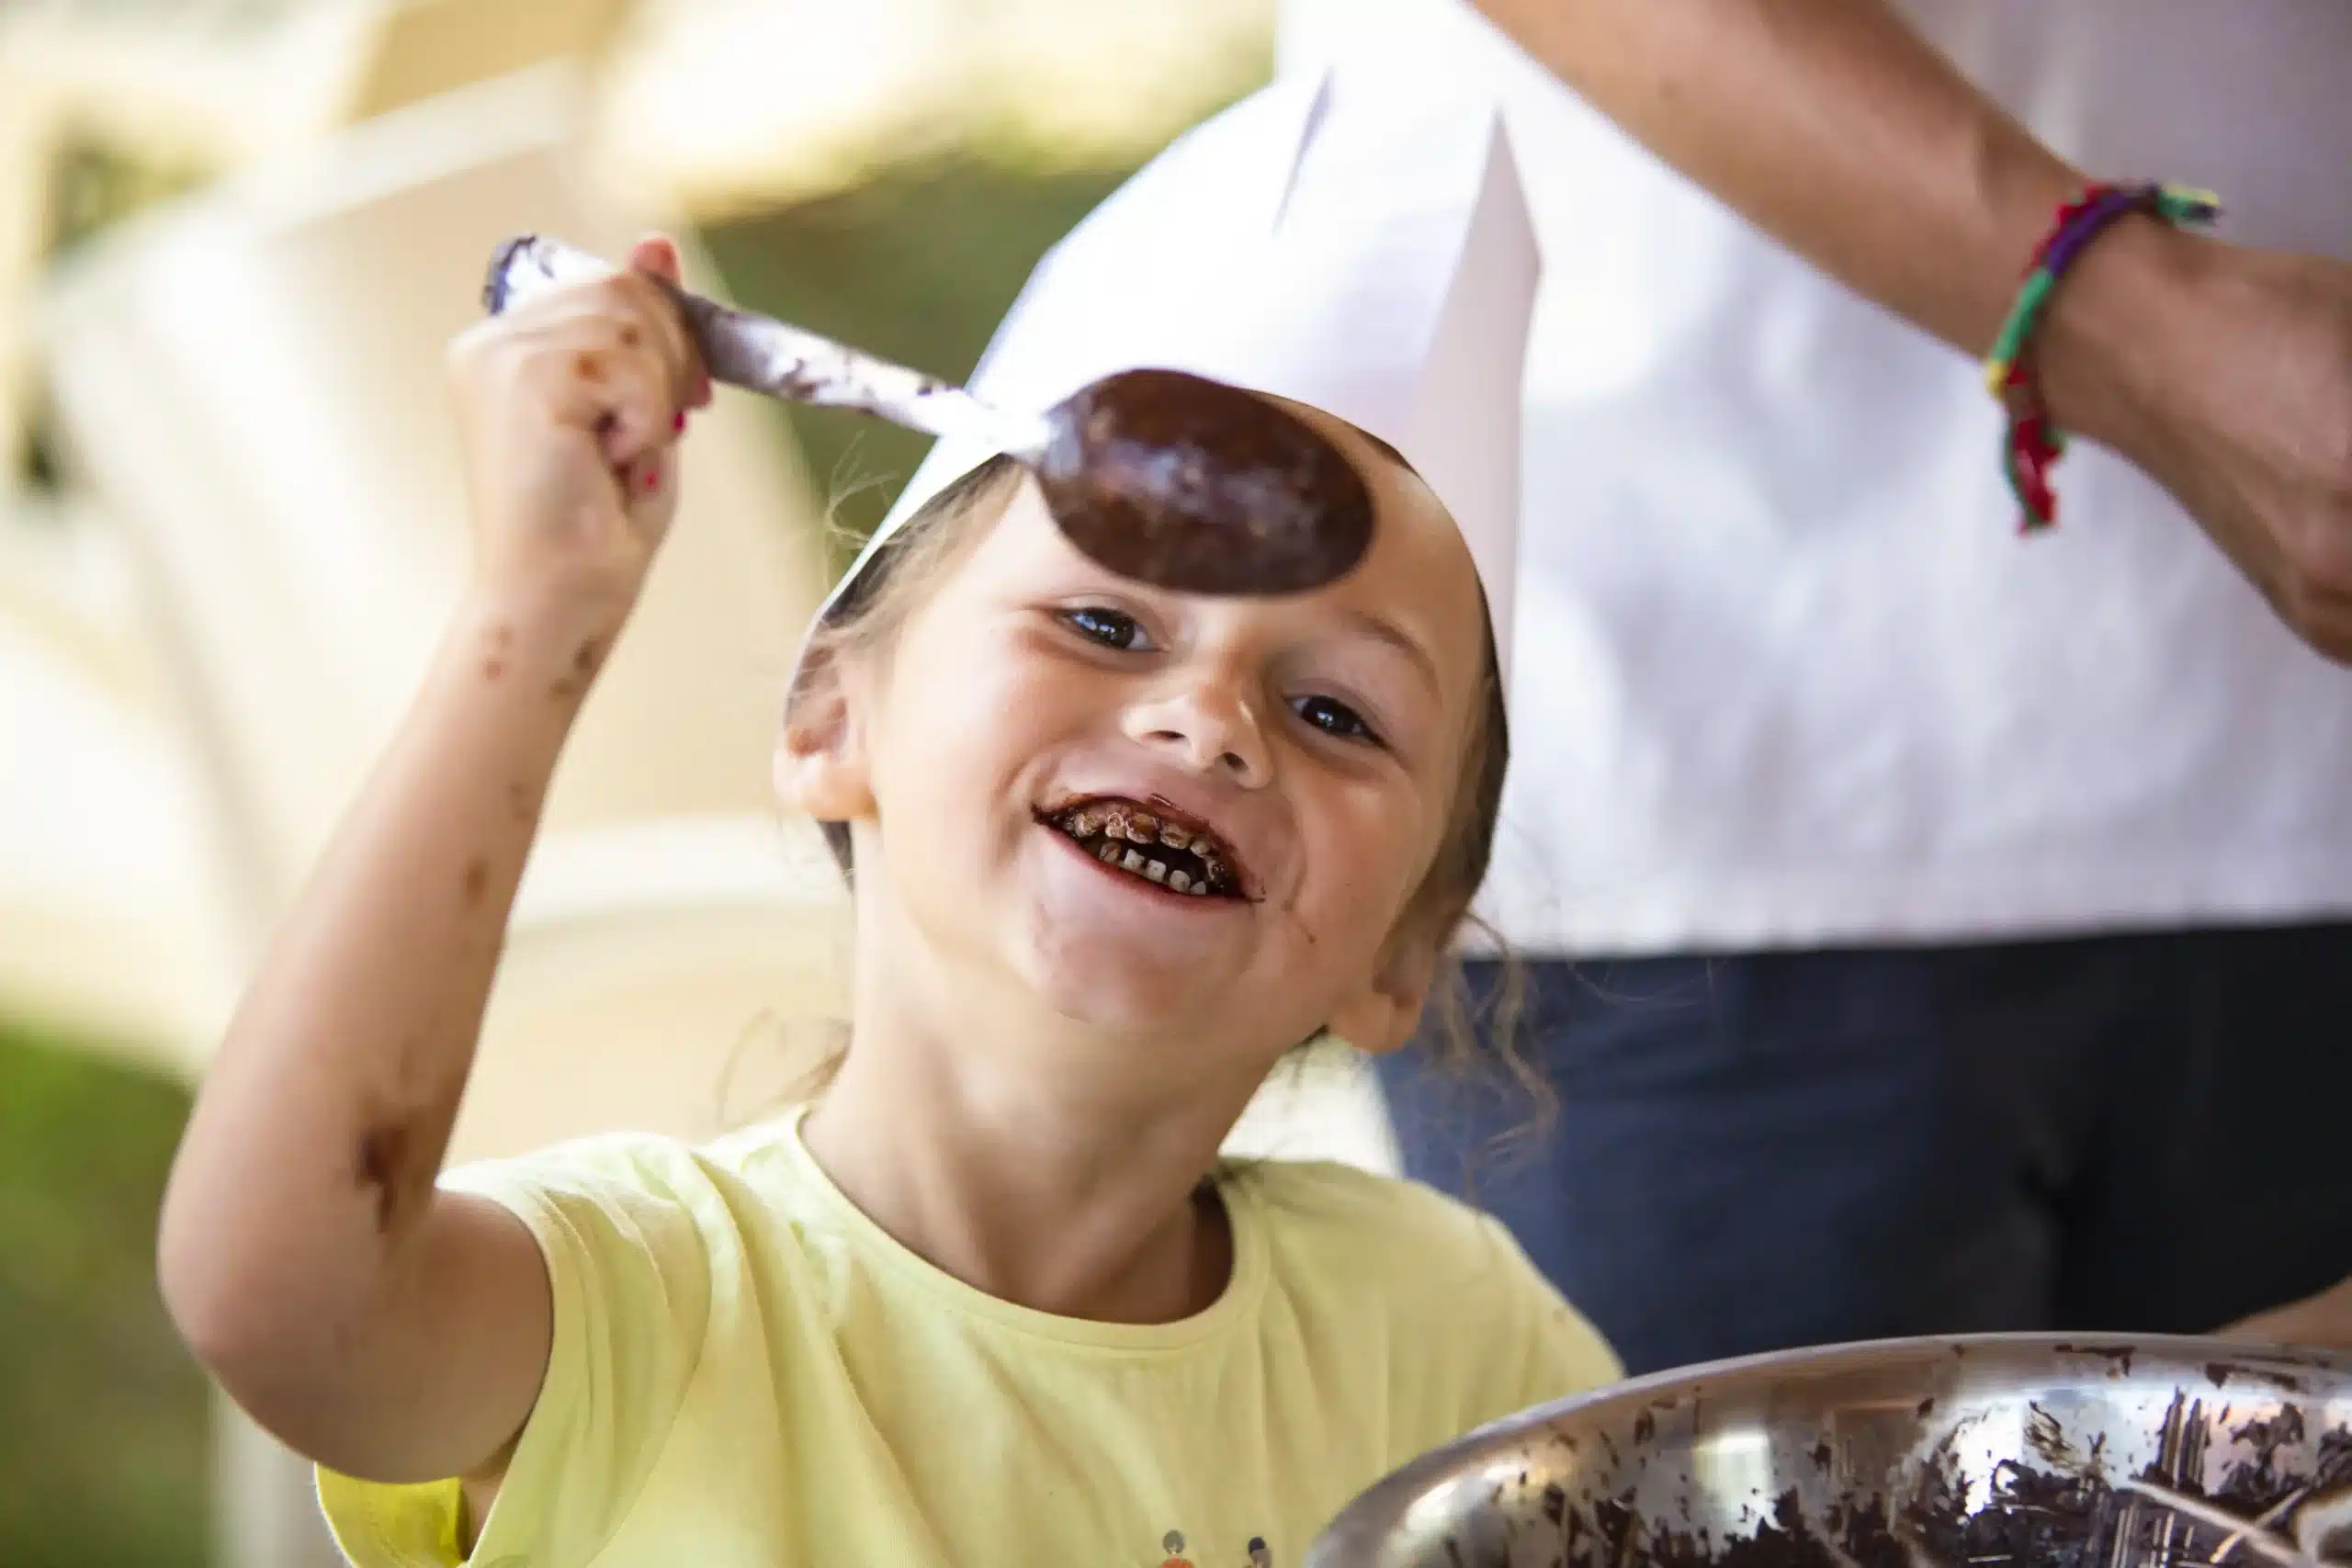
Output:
(1305, 1337), (2352, 1568)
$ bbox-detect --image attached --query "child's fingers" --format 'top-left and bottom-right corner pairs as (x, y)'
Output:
(619, 236), (700, 412)
(565, 266), (692, 420)
(594, 369), (684, 471)
(628, 448), (668, 500)
(505, 317), (668, 462)
(618, 446), (679, 533)
(449, 251), (702, 493)
(627, 232), (682, 284)
(494, 263), (697, 420)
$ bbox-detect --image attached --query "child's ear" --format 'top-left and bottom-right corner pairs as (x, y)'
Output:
(775, 652), (876, 825)
(1326, 922), (1443, 1056)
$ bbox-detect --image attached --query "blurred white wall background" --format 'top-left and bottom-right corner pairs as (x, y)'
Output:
(605, 0), (1276, 218)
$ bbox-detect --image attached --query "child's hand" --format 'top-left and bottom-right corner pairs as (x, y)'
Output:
(445, 232), (711, 623)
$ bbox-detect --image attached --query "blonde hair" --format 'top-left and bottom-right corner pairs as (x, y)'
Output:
(793, 453), (1029, 876)
(785, 452), (1543, 1115)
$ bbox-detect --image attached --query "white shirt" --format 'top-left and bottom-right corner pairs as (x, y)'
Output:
(1283, 0), (2352, 955)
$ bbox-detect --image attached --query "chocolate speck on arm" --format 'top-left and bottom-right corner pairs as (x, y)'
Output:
(481, 624), (514, 682)
(548, 635), (607, 701)
(461, 856), (490, 905)
(505, 781), (534, 823)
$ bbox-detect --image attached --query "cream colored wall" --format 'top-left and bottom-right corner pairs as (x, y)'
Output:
(0, 0), (644, 514)
(38, 62), (847, 1143)
(0, 494), (241, 1071)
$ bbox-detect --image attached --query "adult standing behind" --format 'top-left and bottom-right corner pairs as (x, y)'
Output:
(1273, 0), (2352, 1374)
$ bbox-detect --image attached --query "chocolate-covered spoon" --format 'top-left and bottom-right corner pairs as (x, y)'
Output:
(484, 235), (1371, 595)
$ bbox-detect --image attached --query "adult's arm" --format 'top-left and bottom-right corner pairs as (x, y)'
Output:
(1472, 0), (2352, 661)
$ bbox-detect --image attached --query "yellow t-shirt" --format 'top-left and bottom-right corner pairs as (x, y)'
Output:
(319, 1110), (1620, 1568)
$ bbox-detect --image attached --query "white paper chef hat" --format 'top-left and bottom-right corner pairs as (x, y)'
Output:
(814, 62), (1539, 690)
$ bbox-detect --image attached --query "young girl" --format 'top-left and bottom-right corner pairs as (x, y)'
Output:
(158, 73), (1619, 1568)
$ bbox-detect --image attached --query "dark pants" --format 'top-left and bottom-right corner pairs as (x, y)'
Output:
(1377, 924), (2352, 1378)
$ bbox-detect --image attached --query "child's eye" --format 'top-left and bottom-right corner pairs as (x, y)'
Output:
(1292, 694), (1381, 745)
(1060, 606), (1152, 651)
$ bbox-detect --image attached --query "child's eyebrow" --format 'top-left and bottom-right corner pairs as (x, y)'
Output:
(1338, 609), (1442, 694)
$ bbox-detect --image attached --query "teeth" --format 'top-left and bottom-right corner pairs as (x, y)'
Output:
(1054, 800), (1235, 895)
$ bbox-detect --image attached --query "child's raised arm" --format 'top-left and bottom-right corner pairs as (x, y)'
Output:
(157, 236), (706, 1486)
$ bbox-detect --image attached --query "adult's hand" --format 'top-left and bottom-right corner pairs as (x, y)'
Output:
(2061, 235), (2352, 662)
(2219, 1273), (2352, 1352)
(1471, 0), (2352, 665)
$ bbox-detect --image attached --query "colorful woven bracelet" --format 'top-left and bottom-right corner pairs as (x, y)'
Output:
(1984, 182), (2220, 532)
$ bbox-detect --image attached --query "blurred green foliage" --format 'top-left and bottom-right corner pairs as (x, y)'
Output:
(0, 1025), (209, 1568)
(705, 154), (1135, 556)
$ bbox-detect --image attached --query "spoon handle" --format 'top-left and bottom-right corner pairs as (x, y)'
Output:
(2116, 1478), (2333, 1568)
(483, 236), (1052, 454)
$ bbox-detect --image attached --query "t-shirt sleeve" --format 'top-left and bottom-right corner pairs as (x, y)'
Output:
(1462, 1213), (1623, 1432)
(315, 1135), (718, 1568)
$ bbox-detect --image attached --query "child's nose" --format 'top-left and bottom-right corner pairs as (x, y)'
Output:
(1121, 682), (1271, 786)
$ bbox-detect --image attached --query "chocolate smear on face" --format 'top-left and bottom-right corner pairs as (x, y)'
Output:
(1034, 369), (1374, 596)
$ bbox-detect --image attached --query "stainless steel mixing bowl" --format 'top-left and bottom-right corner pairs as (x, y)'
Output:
(1307, 1337), (2352, 1568)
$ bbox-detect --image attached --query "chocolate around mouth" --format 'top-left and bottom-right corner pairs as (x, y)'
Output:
(1040, 796), (1245, 898)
